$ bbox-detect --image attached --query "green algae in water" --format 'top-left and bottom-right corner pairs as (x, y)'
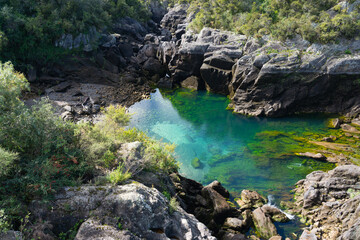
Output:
(128, 88), (335, 237)
(191, 157), (203, 169)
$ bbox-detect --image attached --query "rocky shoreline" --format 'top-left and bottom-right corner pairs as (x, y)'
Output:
(11, 2), (360, 240)
(157, 4), (360, 118)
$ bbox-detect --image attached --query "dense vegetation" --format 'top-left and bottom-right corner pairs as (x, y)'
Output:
(0, 0), (154, 70)
(0, 62), (178, 234)
(171, 0), (360, 43)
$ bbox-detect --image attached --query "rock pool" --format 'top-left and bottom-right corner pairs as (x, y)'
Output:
(128, 88), (335, 236)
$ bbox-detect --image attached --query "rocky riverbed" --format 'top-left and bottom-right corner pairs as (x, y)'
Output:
(11, 2), (360, 240)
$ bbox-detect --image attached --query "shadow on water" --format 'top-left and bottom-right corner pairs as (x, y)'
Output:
(128, 88), (335, 238)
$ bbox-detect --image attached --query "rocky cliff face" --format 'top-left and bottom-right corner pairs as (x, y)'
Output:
(158, 4), (360, 118)
(285, 165), (360, 240)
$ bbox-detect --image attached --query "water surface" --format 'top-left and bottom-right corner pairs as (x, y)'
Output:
(129, 89), (334, 195)
(128, 88), (334, 236)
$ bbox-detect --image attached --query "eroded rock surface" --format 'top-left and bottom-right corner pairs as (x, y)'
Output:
(30, 183), (216, 240)
(287, 165), (360, 239)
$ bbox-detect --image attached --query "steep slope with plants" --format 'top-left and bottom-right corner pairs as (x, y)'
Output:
(169, 0), (360, 43)
(0, 0), (153, 70)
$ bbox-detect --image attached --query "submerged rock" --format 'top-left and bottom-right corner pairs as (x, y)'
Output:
(191, 157), (203, 169)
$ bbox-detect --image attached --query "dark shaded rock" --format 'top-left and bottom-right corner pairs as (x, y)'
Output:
(206, 180), (230, 199)
(157, 77), (173, 89)
(119, 43), (134, 58)
(148, 0), (167, 23)
(221, 232), (248, 240)
(161, 4), (188, 33)
(143, 58), (166, 76)
(203, 54), (235, 70)
(253, 54), (270, 69)
(201, 184), (234, 223)
(322, 137), (334, 142)
(113, 17), (147, 40)
(95, 53), (119, 73)
(200, 64), (232, 95)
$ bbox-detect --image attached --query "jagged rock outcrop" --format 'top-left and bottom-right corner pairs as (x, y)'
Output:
(287, 165), (360, 239)
(29, 183), (216, 240)
(157, 4), (360, 117)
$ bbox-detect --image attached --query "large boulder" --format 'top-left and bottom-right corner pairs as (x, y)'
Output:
(201, 181), (234, 223)
(252, 207), (278, 239)
(236, 190), (266, 209)
(30, 183), (216, 240)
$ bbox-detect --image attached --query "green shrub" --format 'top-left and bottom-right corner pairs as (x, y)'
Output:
(0, 0), (153, 69)
(107, 163), (132, 185)
(168, 197), (179, 214)
(0, 147), (18, 177)
(185, 0), (360, 43)
(0, 209), (10, 233)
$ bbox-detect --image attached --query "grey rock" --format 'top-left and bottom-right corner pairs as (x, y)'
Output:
(297, 152), (327, 161)
(253, 54), (270, 69)
(32, 183), (216, 240)
(223, 217), (246, 231)
(221, 232), (247, 240)
(236, 190), (266, 209)
(341, 123), (360, 134)
(329, 118), (341, 128)
(0, 231), (22, 240)
(288, 165), (360, 239)
(252, 207), (278, 239)
(299, 230), (317, 240)
(181, 76), (202, 90)
(260, 205), (289, 223)
(75, 219), (140, 240)
(161, 4), (189, 34)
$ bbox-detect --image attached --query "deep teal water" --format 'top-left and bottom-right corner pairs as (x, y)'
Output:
(128, 88), (334, 237)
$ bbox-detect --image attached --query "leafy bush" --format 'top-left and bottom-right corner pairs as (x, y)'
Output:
(0, 61), (93, 228)
(0, 209), (10, 233)
(0, 0), (154, 69)
(168, 196), (179, 214)
(107, 163), (132, 185)
(183, 0), (360, 43)
(0, 147), (18, 177)
(78, 105), (179, 174)
(0, 62), (179, 230)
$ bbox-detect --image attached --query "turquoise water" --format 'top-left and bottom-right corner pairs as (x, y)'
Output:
(128, 88), (334, 236)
